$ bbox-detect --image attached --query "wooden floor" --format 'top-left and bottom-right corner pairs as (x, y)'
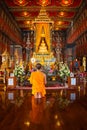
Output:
(0, 81), (87, 130)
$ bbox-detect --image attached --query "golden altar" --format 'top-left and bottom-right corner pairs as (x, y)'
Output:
(30, 7), (55, 66)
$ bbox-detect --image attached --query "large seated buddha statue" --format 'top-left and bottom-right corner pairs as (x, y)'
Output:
(38, 39), (48, 54)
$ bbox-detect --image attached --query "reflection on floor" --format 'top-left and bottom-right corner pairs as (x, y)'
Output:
(0, 81), (87, 130)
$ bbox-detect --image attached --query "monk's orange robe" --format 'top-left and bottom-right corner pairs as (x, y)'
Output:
(30, 71), (46, 97)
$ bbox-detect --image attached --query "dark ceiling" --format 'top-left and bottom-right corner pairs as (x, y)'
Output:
(3, 0), (83, 32)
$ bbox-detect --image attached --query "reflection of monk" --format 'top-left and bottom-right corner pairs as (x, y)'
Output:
(29, 63), (47, 97)
(29, 96), (46, 124)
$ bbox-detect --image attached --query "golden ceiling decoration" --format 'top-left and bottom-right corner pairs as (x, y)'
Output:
(13, 0), (28, 6)
(57, 21), (63, 25)
(33, 7), (53, 24)
(60, 0), (74, 6)
(58, 12), (67, 17)
(37, 0), (51, 6)
(21, 11), (30, 17)
(25, 21), (30, 24)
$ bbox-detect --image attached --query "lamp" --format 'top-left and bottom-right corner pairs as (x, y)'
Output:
(60, 0), (74, 6)
(13, 0), (28, 6)
(37, 0), (51, 7)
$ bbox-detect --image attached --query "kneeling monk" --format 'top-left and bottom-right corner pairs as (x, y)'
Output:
(30, 63), (47, 98)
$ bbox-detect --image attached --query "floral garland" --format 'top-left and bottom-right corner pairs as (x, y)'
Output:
(58, 63), (70, 79)
(14, 64), (24, 78)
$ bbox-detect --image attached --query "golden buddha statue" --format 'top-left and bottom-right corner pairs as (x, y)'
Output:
(38, 39), (48, 54)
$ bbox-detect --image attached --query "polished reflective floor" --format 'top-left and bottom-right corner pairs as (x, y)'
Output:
(0, 80), (87, 130)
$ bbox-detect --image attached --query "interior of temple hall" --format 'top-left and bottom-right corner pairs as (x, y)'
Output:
(0, 0), (87, 130)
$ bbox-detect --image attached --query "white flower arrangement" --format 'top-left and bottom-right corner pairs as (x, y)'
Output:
(14, 64), (24, 78)
(59, 63), (70, 79)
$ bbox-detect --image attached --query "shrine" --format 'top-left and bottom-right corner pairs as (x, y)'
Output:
(0, 1), (87, 130)
(30, 7), (56, 67)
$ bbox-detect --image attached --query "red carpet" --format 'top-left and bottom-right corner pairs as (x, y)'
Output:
(7, 83), (75, 91)
(13, 84), (69, 90)
(15, 86), (68, 90)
